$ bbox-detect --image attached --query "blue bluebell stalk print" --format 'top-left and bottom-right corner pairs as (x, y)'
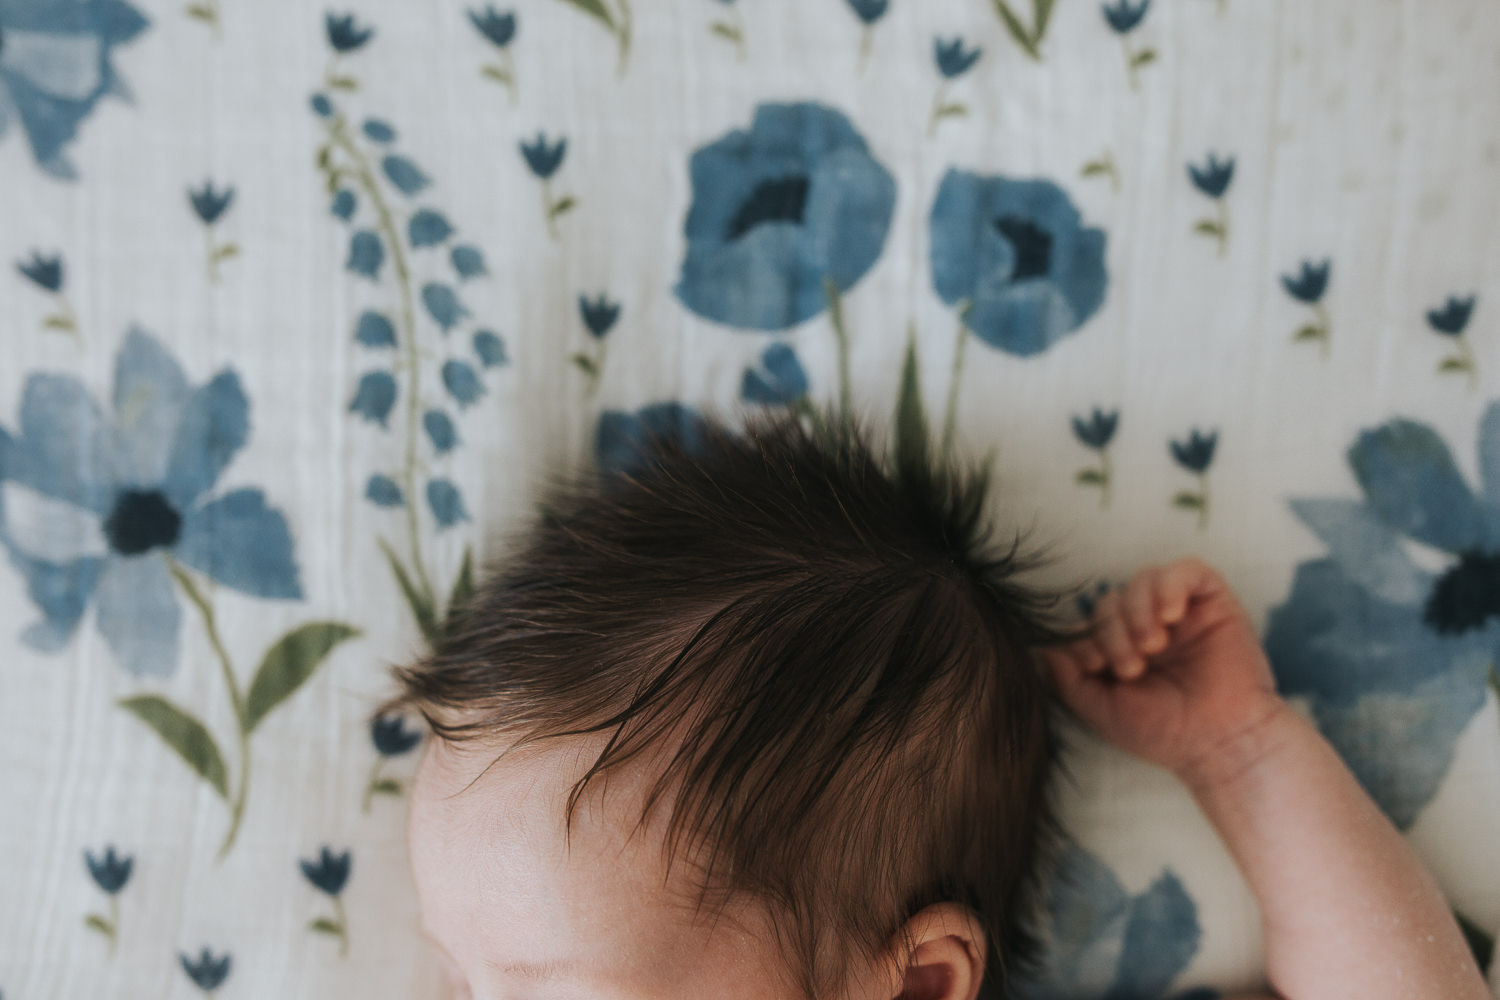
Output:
(1188, 154), (1234, 255)
(324, 11), (374, 91)
(1102, 0), (1156, 89)
(1265, 404), (1500, 829)
(83, 846), (133, 955)
(301, 847), (353, 955)
(188, 182), (239, 283)
(1426, 294), (1479, 390)
(1072, 408), (1120, 507)
(311, 59), (503, 653)
(180, 948), (232, 994)
(1282, 259), (1332, 357)
(1169, 428), (1217, 528)
(0, 0), (149, 179)
(16, 251), (79, 338)
(929, 38), (982, 137)
(708, 0), (747, 60)
(469, 6), (519, 102)
(365, 714), (423, 811)
(520, 133), (575, 238)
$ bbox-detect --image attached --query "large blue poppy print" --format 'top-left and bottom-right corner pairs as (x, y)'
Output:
(1264, 404), (1500, 829)
(0, 330), (302, 677)
(674, 101), (897, 331)
(930, 169), (1108, 356)
(0, 0), (150, 179)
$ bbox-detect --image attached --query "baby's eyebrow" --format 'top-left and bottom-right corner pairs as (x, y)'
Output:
(487, 957), (577, 983)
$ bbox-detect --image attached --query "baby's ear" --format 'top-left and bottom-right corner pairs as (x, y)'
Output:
(880, 902), (986, 1000)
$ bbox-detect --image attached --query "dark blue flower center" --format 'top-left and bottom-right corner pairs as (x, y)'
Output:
(726, 175), (811, 241)
(1424, 551), (1500, 635)
(994, 215), (1053, 280)
(104, 489), (182, 556)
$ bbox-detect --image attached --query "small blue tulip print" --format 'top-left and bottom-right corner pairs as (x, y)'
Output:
(1282, 259), (1333, 358)
(424, 410), (459, 454)
(441, 360), (485, 408)
(365, 474), (404, 508)
(330, 189), (357, 221)
(1075, 579), (1113, 619)
(365, 714), (422, 811)
(1071, 408), (1119, 508)
(473, 330), (508, 367)
(470, 7), (520, 101)
(422, 284), (468, 332)
(1102, 0), (1156, 88)
(83, 846), (133, 955)
(929, 39), (981, 136)
(15, 251), (79, 337)
(1187, 154), (1234, 255)
(362, 119), (396, 143)
(451, 245), (488, 280)
(325, 12), (374, 53)
(311, 93), (334, 118)
(180, 948), (232, 994)
(520, 135), (574, 238)
(347, 230), (385, 280)
(578, 295), (621, 339)
(426, 479), (470, 529)
(676, 103), (896, 332)
(930, 170), (1108, 357)
(355, 311), (398, 349)
(409, 209), (455, 249)
(1169, 428), (1218, 528)
(301, 846), (353, 956)
(1426, 295), (1479, 389)
(382, 155), (430, 197)
(596, 403), (710, 475)
(188, 183), (239, 283)
(349, 371), (398, 427)
(741, 343), (809, 407)
(844, 0), (887, 70)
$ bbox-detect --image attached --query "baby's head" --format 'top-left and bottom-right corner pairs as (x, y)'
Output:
(391, 415), (1066, 1000)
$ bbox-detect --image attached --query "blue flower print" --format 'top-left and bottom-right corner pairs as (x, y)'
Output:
(1169, 428), (1217, 528)
(472, 330), (508, 367)
(1282, 259), (1333, 357)
(929, 169), (1108, 357)
(596, 402), (710, 475)
(365, 474), (403, 508)
(519, 134), (575, 238)
(426, 479), (468, 529)
(573, 295), (620, 392)
(188, 182), (238, 283)
(311, 93), (333, 117)
(1011, 845), (1203, 1000)
(423, 410), (458, 454)
(325, 12), (373, 53)
(180, 948), (232, 994)
(0, 0), (150, 180)
(741, 343), (809, 407)
(330, 189), (357, 220)
(16, 251), (79, 337)
(409, 209), (454, 248)
(381, 155), (429, 196)
(421, 283), (467, 331)
(1187, 153), (1234, 255)
(451, 245), (487, 280)
(1265, 405), (1500, 829)
(675, 102), (897, 332)
(1072, 408), (1119, 507)
(355, 311), (397, 349)
(361, 118), (395, 143)
(347, 230), (384, 279)
(83, 845), (133, 954)
(441, 360), (484, 408)
(470, 6), (519, 102)
(365, 713), (422, 810)
(1102, 0), (1156, 89)
(844, 0), (887, 72)
(349, 371), (397, 427)
(1427, 294), (1479, 390)
(929, 39), (982, 136)
(301, 846), (353, 955)
(0, 330), (301, 677)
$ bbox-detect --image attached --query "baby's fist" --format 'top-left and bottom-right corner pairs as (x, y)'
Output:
(1043, 559), (1282, 780)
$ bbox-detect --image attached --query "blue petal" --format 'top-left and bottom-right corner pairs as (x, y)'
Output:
(1105, 871), (1199, 1000)
(425, 479), (469, 529)
(1478, 402), (1500, 528)
(382, 155), (430, 196)
(354, 310), (397, 349)
(422, 284), (468, 331)
(741, 343), (809, 405)
(408, 209), (454, 248)
(9, 552), (106, 654)
(94, 553), (181, 678)
(440, 360), (485, 409)
(175, 488), (303, 599)
(159, 371), (250, 512)
(347, 230), (384, 279)
(362, 119), (396, 143)
(595, 403), (709, 475)
(12, 372), (117, 514)
(451, 244), (488, 280)
(110, 328), (191, 488)
(1287, 499), (1429, 606)
(1348, 419), (1482, 553)
(472, 330), (508, 367)
(330, 189), (357, 221)
(365, 473), (404, 508)
(1013, 845), (1130, 999)
(423, 410), (459, 454)
(348, 371), (398, 427)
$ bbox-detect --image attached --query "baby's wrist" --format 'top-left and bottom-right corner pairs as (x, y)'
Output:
(1174, 694), (1299, 798)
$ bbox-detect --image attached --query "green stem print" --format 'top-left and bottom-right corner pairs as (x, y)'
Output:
(928, 82), (969, 138)
(709, 4), (747, 60)
(987, 0), (1056, 61)
(570, 341), (608, 395)
(1080, 150), (1121, 192)
(481, 48), (518, 104)
(1172, 472), (1211, 529)
(940, 304), (974, 462)
(84, 894), (121, 955)
(1121, 36), (1157, 89)
(202, 225), (240, 285)
(1291, 301), (1333, 359)
(823, 278), (854, 429)
(46, 295), (81, 340)
(1194, 199), (1230, 256)
(555, 0), (632, 77)
(309, 895), (351, 958)
(362, 755), (403, 812)
(1077, 449), (1113, 507)
(1436, 335), (1479, 391)
(858, 24), (875, 74)
(541, 179), (577, 239)
(119, 556), (359, 860)
(184, 0), (221, 39)
(325, 55), (359, 92)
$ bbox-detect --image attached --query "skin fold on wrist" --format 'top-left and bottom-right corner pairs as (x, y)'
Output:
(1174, 694), (1300, 799)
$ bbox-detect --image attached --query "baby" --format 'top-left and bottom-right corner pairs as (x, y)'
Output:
(389, 414), (1490, 1000)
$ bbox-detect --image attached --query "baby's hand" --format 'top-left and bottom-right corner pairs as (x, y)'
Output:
(1043, 559), (1282, 781)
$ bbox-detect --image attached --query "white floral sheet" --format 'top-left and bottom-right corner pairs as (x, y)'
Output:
(1, 0), (1498, 997)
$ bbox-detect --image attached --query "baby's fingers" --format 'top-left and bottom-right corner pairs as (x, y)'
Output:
(1092, 591), (1146, 680)
(1122, 570), (1169, 655)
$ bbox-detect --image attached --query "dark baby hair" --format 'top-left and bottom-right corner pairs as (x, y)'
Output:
(389, 411), (1070, 999)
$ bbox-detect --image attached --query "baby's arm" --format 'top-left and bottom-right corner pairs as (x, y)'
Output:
(1044, 559), (1490, 1000)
